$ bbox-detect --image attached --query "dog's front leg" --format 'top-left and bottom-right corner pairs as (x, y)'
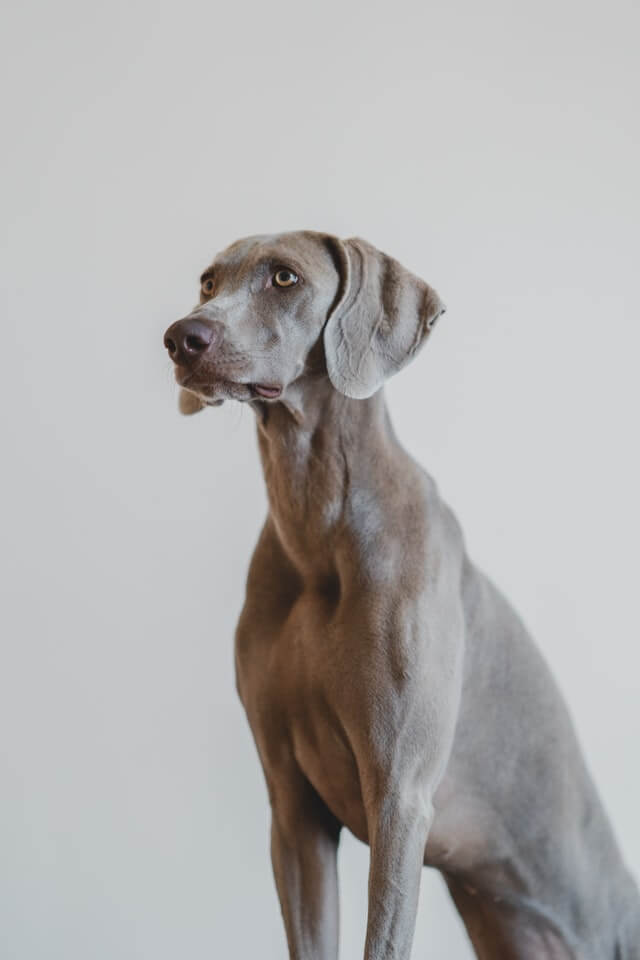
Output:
(362, 789), (431, 960)
(268, 764), (341, 960)
(354, 602), (464, 960)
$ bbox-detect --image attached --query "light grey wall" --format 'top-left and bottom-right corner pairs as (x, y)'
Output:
(1, 0), (638, 957)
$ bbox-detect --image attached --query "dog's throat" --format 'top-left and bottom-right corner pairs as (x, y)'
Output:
(255, 388), (396, 576)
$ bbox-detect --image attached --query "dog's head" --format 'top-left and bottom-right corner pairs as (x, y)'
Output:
(164, 231), (445, 413)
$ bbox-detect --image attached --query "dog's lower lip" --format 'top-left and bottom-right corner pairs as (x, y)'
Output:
(252, 384), (282, 399)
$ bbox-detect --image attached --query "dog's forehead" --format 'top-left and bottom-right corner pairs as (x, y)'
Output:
(209, 231), (332, 277)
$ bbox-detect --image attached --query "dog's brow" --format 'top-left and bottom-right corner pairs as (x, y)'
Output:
(258, 254), (305, 276)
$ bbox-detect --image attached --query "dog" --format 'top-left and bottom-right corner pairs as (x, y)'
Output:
(164, 231), (640, 958)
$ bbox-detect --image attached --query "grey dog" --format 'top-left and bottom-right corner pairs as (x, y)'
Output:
(164, 231), (639, 958)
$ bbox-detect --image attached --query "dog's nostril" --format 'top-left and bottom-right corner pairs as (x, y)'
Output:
(185, 333), (209, 353)
(164, 318), (215, 363)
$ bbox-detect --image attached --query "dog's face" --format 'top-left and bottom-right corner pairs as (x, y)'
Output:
(164, 231), (445, 413)
(164, 232), (342, 411)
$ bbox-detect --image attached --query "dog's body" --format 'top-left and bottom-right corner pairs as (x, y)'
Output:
(164, 232), (640, 959)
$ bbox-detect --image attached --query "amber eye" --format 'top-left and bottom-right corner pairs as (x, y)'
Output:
(273, 268), (298, 288)
(201, 277), (215, 296)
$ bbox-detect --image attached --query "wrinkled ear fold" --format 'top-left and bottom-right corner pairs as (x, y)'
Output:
(323, 237), (446, 399)
(179, 388), (206, 415)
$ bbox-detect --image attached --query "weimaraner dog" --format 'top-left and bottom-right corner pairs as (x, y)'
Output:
(164, 231), (640, 959)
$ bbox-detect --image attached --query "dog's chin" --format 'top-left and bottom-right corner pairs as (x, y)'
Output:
(177, 369), (250, 406)
(183, 383), (246, 406)
(192, 393), (225, 408)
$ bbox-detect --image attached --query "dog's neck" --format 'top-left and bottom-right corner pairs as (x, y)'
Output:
(253, 375), (399, 582)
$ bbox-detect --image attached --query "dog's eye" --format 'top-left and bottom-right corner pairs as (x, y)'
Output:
(273, 268), (298, 288)
(201, 278), (215, 296)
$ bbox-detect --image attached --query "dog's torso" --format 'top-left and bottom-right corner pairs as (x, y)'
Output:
(235, 392), (639, 960)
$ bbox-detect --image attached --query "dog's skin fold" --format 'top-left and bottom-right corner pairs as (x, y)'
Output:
(164, 231), (640, 959)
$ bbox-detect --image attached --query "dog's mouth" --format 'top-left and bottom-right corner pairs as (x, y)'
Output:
(176, 368), (282, 404)
(251, 384), (282, 400)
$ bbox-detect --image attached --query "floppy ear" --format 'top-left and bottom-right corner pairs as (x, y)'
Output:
(323, 237), (446, 399)
(179, 388), (206, 415)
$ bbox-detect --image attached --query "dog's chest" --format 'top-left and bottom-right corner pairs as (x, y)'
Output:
(290, 701), (369, 842)
(252, 589), (370, 842)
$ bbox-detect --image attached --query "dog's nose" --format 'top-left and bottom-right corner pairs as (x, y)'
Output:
(164, 317), (216, 366)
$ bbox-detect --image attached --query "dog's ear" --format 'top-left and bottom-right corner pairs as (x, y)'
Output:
(179, 388), (206, 415)
(323, 237), (445, 399)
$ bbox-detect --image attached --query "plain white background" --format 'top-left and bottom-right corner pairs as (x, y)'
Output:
(2, 0), (639, 957)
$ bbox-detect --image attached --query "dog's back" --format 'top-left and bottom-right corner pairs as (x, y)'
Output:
(430, 535), (640, 957)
